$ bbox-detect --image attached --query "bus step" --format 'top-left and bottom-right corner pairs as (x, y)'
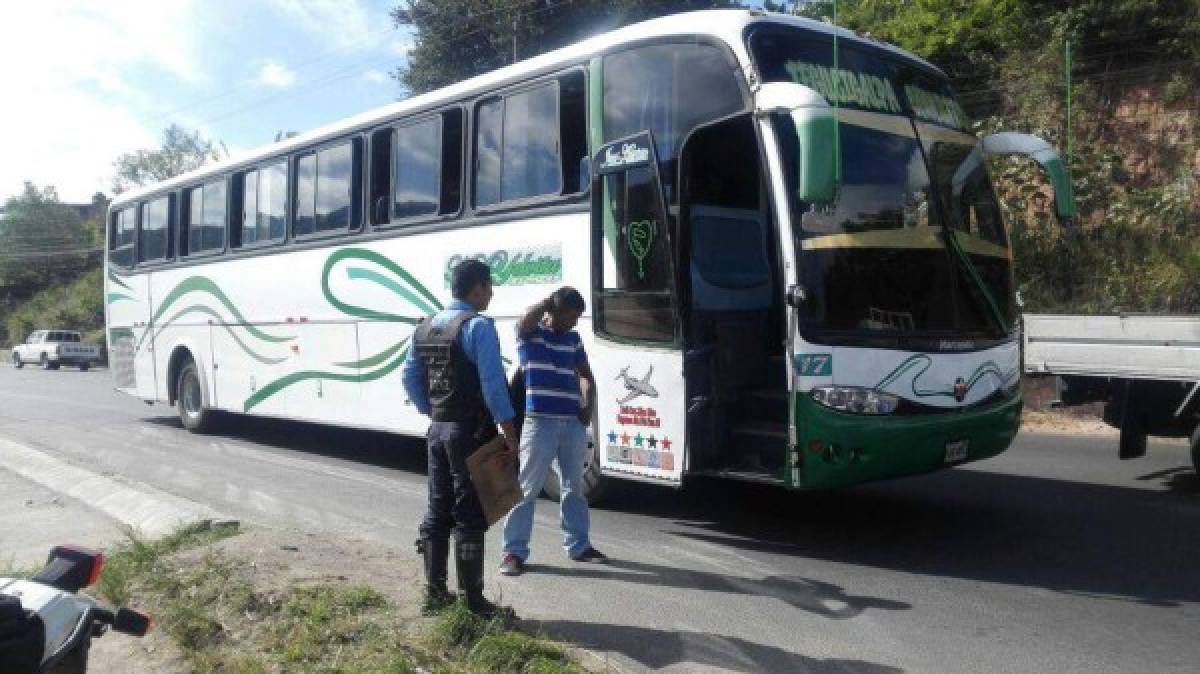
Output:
(729, 421), (788, 474)
(741, 389), (789, 424)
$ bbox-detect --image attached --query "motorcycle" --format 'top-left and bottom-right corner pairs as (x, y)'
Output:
(0, 545), (150, 673)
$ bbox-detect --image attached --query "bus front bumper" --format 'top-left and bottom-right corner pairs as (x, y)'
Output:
(792, 393), (1022, 489)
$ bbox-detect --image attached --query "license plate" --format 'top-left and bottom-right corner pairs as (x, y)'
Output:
(944, 439), (969, 463)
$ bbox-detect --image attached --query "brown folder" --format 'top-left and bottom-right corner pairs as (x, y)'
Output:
(466, 435), (522, 527)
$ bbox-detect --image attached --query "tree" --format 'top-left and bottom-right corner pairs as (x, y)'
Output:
(112, 124), (224, 194)
(392, 0), (741, 95)
(0, 182), (93, 297)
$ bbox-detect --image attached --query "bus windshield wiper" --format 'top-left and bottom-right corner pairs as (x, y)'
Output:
(939, 226), (1010, 336)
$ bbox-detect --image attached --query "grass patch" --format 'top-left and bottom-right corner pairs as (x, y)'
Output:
(430, 602), (582, 674)
(96, 524), (588, 673)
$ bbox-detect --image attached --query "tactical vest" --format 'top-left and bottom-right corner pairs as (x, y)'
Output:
(413, 311), (488, 423)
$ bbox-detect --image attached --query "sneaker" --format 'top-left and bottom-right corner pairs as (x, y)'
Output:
(498, 553), (525, 576)
(570, 546), (608, 563)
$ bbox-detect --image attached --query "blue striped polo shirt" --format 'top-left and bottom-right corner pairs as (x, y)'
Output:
(517, 324), (587, 418)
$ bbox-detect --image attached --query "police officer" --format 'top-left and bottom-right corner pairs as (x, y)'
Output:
(402, 259), (519, 617)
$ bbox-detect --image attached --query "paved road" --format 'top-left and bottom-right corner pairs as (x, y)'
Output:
(1, 367), (1197, 673)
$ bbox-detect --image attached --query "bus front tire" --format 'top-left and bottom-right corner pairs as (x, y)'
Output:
(541, 436), (608, 505)
(176, 360), (215, 433)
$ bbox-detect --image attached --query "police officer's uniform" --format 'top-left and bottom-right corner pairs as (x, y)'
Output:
(402, 299), (513, 615)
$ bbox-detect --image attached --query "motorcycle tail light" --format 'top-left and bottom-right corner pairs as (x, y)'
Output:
(32, 545), (104, 592)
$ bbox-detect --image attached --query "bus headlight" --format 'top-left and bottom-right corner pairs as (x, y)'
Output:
(811, 386), (899, 415)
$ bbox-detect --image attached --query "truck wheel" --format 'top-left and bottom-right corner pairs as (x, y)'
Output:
(40, 353), (51, 370)
(176, 360), (216, 433)
(11, 352), (22, 369)
(1190, 424), (1200, 475)
(542, 432), (608, 505)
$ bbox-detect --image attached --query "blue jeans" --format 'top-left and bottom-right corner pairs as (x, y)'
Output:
(502, 415), (591, 561)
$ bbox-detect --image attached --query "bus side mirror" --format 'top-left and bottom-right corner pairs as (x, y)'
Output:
(756, 82), (838, 205)
(982, 132), (1077, 225)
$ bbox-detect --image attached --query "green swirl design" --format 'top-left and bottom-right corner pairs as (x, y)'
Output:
(149, 304), (287, 365)
(244, 341), (410, 412)
(246, 248), (446, 409)
(321, 248), (442, 323)
(874, 354), (1016, 400)
(106, 292), (134, 304)
(146, 276), (295, 348)
(107, 268), (132, 291)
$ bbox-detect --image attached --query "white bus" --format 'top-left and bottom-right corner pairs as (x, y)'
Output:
(105, 9), (1075, 499)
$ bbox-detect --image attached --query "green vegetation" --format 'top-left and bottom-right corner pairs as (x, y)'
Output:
(1, 125), (220, 348)
(5, 266), (104, 348)
(95, 523), (585, 674)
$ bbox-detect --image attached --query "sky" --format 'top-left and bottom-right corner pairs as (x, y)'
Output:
(0, 0), (413, 204)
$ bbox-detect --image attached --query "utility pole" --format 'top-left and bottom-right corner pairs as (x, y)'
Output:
(1065, 36), (1072, 166)
(512, 11), (518, 63)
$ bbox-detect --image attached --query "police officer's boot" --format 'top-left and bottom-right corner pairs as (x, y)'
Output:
(454, 538), (514, 621)
(416, 537), (453, 615)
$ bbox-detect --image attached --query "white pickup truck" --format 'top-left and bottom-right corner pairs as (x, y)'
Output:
(1023, 313), (1200, 472)
(11, 330), (102, 371)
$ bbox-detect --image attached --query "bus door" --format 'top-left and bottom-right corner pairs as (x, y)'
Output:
(589, 132), (686, 486)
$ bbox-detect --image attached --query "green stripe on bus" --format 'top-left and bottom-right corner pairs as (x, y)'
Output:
(334, 337), (408, 369)
(106, 292), (134, 304)
(147, 303), (288, 365)
(322, 248), (442, 322)
(107, 268), (132, 291)
(243, 347), (410, 412)
(150, 276), (294, 345)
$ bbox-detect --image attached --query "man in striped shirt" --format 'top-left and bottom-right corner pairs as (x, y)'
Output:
(500, 287), (606, 575)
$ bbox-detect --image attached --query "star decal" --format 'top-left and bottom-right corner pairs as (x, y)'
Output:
(661, 436), (672, 450)
(647, 435), (658, 448)
(633, 433), (644, 447)
(620, 432), (631, 445)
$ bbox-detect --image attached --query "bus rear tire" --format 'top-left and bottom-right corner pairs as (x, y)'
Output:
(542, 434), (608, 505)
(79, 362), (90, 372)
(176, 360), (216, 433)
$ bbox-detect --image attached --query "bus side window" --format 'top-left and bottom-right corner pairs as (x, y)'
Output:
(109, 207), (137, 268)
(186, 179), (227, 256)
(138, 195), (171, 263)
(559, 70), (587, 194)
(368, 127), (392, 225)
(474, 82), (561, 207)
(393, 117), (442, 221)
(295, 139), (359, 237)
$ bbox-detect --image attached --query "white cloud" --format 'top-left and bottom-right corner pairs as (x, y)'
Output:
(256, 62), (298, 89)
(0, 1), (204, 202)
(266, 0), (388, 53)
(361, 69), (390, 84)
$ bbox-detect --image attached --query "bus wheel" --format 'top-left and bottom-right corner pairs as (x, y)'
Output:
(79, 362), (90, 372)
(40, 354), (52, 370)
(11, 352), (22, 369)
(542, 433), (608, 505)
(176, 360), (215, 433)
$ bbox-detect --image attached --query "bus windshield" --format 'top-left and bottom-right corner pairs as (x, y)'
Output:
(748, 27), (1015, 349)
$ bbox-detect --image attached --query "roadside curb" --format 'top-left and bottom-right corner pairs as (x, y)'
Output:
(0, 436), (222, 537)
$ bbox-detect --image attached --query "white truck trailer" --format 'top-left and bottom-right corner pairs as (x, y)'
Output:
(1023, 313), (1200, 472)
